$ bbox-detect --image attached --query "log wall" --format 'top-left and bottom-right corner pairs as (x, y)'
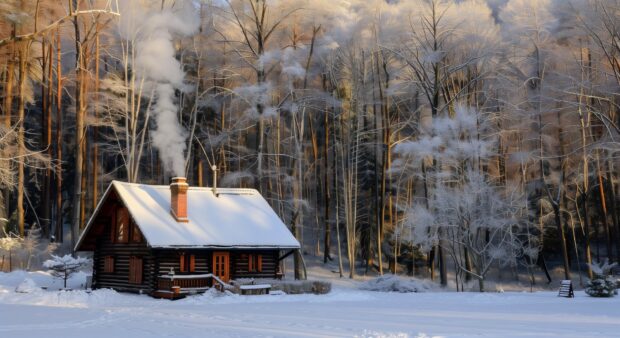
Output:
(231, 250), (279, 279)
(152, 249), (280, 280)
(93, 220), (154, 293)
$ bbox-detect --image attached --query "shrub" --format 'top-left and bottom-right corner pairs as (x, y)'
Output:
(359, 275), (435, 293)
(585, 260), (617, 298)
(43, 254), (91, 289)
(270, 280), (332, 294)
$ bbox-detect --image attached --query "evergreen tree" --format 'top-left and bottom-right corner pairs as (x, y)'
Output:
(585, 260), (618, 298)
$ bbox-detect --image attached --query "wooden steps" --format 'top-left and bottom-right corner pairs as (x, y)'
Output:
(558, 280), (574, 298)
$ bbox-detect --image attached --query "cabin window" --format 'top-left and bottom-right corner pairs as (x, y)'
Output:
(179, 253), (196, 273)
(248, 254), (262, 272)
(131, 222), (142, 243)
(109, 218), (115, 242)
(103, 256), (115, 273)
(128, 256), (143, 284)
(115, 208), (129, 243)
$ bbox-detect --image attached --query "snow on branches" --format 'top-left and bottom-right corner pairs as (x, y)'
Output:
(393, 106), (535, 291)
(586, 260), (618, 298)
(43, 255), (91, 289)
(0, 226), (57, 271)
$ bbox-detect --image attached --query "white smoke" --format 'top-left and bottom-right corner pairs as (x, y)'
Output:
(119, 0), (199, 176)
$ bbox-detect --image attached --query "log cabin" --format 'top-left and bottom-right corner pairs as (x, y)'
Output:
(74, 177), (300, 298)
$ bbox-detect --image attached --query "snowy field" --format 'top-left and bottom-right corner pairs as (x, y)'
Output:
(1, 271), (619, 338)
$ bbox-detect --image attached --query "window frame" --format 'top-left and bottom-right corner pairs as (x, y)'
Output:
(115, 207), (129, 243)
(130, 221), (142, 243)
(128, 256), (143, 284)
(179, 253), (196, 273)
(248, 254), (262, 273)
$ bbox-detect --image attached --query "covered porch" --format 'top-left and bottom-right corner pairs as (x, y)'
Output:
(152, 273), (229, 299)
(151, 249), (302, 299)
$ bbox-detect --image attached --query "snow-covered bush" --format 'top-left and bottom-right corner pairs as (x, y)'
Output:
(15, 278), (40, 293)
(360, 275), (435, 293)
(43, 255), (91, 289)
(585, 260), (617, 298)
(269, 280), (332, 294)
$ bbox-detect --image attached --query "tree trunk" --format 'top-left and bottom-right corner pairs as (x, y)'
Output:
(16, 46), (27, 236)
(323, 110), (331, 263)
(552, 201), (571, 280)
(596, 156), (612, 262)
(438, 239), (448, 286)
(291, 112), (305, 280)
(582, 192), (594, 279)
(55, 27), (63, 243)
(556, 111), (571, 279)
(334, 113), (344, 277)
(92, 30), (100, 211)
(71, 0), (84, 251)
(578, 46), (593, 278)
(255, 75), (265, 193)
(197, 160), (203, 187)
(2, 28), (15, 223)
(464, 247), (473, 282)
(41, 40), (53, 238)
(79, 137), (88, 230)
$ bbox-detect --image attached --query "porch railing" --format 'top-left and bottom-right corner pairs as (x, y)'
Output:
(157, 273), (231, 294)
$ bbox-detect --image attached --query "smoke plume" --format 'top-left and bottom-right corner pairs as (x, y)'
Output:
(119, 0), (199, 177)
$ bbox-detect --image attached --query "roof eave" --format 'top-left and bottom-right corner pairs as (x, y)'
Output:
(150, 244), (301, 250)
(73, 182), (116, 252)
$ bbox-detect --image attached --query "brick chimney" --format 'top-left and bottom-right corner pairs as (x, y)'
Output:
(170, 177), (189, 222)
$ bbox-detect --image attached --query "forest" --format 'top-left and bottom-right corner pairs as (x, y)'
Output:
(0, 0), (618, 292)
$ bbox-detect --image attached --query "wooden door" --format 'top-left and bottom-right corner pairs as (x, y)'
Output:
(212, 252), (230, 282)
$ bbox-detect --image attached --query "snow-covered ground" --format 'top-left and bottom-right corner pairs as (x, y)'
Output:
(1, 271), (619, 338)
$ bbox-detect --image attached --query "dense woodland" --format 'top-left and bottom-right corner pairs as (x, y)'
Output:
(0, 0), (619, 291)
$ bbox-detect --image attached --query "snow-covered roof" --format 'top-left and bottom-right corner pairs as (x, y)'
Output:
(76, 181), (300, 250)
